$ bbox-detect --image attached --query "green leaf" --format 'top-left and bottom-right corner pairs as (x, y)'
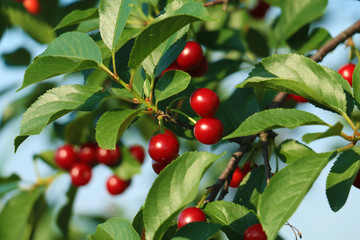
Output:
(326, 148), (360, 212)
(132, 207), (144, 236)
(203, 201), (258, 239)
(143, 151), (223, 240)
(113, 146), (141, 180)
(19, 32), (102, 90)
(298, 28), (332, 55)
(272, 0), (327, 46)
(95, 109), (143, 150)
(238, 54), (353, 115)
(197, 28), (245, 52)
(33, 150), (56, 169)
(155, 71), (191, 103)
(245, 28), (269, 58)
(2, 47), (31, 66)
(129, 1), (211, 69)
(302, 122), (344, 144)
(54, 8), (99, 31)
(15, 85), (106, 152)
(0, 186), (45, 240)
(276, 139), (315, 164)
(65, 112), (96, 145)
(89, 217), (140, 240)
(352, 63), (360, 107)
(233, 166), (267, 211)
(258, 151), (336, 240)
(174, 222), (221, 240)
(99, 0), (133, 50)
(224, 108), (327, 139)
(0, 174), (20, 196)
(57, 185), (78, 239)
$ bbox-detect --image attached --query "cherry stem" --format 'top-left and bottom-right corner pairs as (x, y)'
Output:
(112, 50), (118, 78)
(259, 131), (271, 185)
(196, 189), (211, 208)
(168, 108), (197, 125)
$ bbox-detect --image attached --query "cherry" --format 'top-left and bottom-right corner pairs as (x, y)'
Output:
(96, 146), (121, 166)
(176, 41), (203, 71)
(23, 0), (40, 15)
(164, 129), (177, 138)
(187, 56), (208, 78)
(353, 171), (360, 189)
(190, 88), (220, 117)
(159, 62), (182, 78)
(242, 162), (258, 175)
(55, 144), (78, 170)
(148, 133), (179, 163)
(177, 207), (207, 229)
(229, 167), (245, 188)
(248, 0), (270, 19)
(193, 117), (223, 145)
(244, 223), (267, 240)
(287, 94), (308, 103)
(129, 145), (145, 164)
(106, 175), (131, 195)
(70, 163), (92, 186)
(78, 142), (98, 165)
(151, 160), (169, 175)
(338, 63), (356, 86)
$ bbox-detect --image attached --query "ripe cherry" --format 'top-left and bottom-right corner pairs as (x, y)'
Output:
(106, 175), (131, 195)
(55, 144), (78, 170)
(164, 129), (177, 138)
(159, 62), (182, 78)
(78, 143), (98, 165)
(70, 163), (92, 186)
(129, 145), (145, 164)
(176, 41), (203, 71)
(229, 167), (245, 188)
(287, 94), (308, 103)
(242, 162), (258, 175)
(353, 171), (360, 189)
(190, 88), (220, 117)
(248, 0), (270, 19)
(244, 223), (267, 240)
(23, 0), (40, 15)
(187, 56), (208, 78)
(193, 117), (223, 145)
(148, 133), (179, 163)
(151, 160), (169, 175)
(96, 146), (121, 166)
(338, 63), (356, 86)
(177, 207), (207, 229)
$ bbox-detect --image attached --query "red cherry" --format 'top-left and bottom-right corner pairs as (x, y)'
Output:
(287, 94), (308, 103)
(190, 88), (220, 117)
(353, 171), (360, 189)
(55, 144), (78, 170)
(164, 129), (177, 138)
(148, 134), (179, 163)
(338, 63), (356, 86)
(193, 117), (223, 145)
(106, 175), (131, 195)
(151, 160), (169, 175)
(244, 223), (267, 240)
(70, 163), (92, 186)
(23, 0), (40, 15)
(229, 167), (245, 188)
(242, 162), (258, 175)
(176, 41), (203, 71)
(78, 143), (98, 165)
(159, 62), (182, 78)
(129, 145), (145, 164)
(187, 56), (208, 78)
(177, 207), (207, 229)
(96, 146), (121, 166)
(248, 0), (270, 19)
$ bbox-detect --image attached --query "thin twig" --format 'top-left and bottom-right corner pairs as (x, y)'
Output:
(156, 110), (193, 130)
(259, 131), (271, 184)
(203, 0), (226, 7)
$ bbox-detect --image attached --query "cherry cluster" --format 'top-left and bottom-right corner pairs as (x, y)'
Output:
(160, 41), (208, 78)
(54, 143), (145, 195)
(14, 0), (40, 15)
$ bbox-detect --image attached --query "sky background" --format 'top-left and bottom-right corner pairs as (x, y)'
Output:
(1, 0), (360, 239)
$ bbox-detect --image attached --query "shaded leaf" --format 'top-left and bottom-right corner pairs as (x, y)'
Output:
(2, 47), (31, 66)
(113, 146), (141, 180)
(155, 70), (191, 103)
(276, 139), (315, 164)
(56, 185), (78, 239)
(33, 150), (56, 169)
(132, 207), (144, 236)
(298, 28), (332, 54)
(302, 122), (343, 144)
(174, 222), (221, 240)
(54, 8), (99, 30)
(0, 174), (20, 196)
(245, 28), (269, 57)
(352, 63), (360, 108)
(89, 217), (140, 240)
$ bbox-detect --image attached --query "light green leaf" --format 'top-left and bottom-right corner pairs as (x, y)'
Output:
(203, 201), (258, 239)
(143, 151), (223, 240)
(129, 1), (211, 69)
(258, 151), (336, 240)
(89, 217), (140, 240)
(352, 63), (360, 107)
(272, 0), (327, 46)
(238, 54), (353, 115)
(113, 146), (141, 180)
(302, 122), (344, 144)
(15, 85), (106, 152)
(54, 8), (99, 30)
(19, 32), (102, 90)
(326, 147), (360, 212)
(224, 108), (327, 139)
(96, 109), (143, 150)
(155, 71), (191, 103)
(0, 186), (45, 240)
(99, 0), (133, 50)
(174, 222), (221, 240)
(33, 150), (56, 169)
(276, 139), (315, 164)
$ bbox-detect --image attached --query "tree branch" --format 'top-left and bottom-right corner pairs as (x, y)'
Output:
(259, 131), (271, 184)
(203, 0), (227, 7)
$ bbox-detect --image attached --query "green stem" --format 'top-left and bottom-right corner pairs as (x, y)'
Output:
(169, 109), (197, 125)
(149, 76), (155, 104)
(129, 69), (135, 90)
(158, 115), (165, 134)
(342, 112), (358, 132)
(112, 50), (117, 77)
(196, 189), (210, 208)
(337, 142), (355, 153)
(353, 46), (360, 61)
